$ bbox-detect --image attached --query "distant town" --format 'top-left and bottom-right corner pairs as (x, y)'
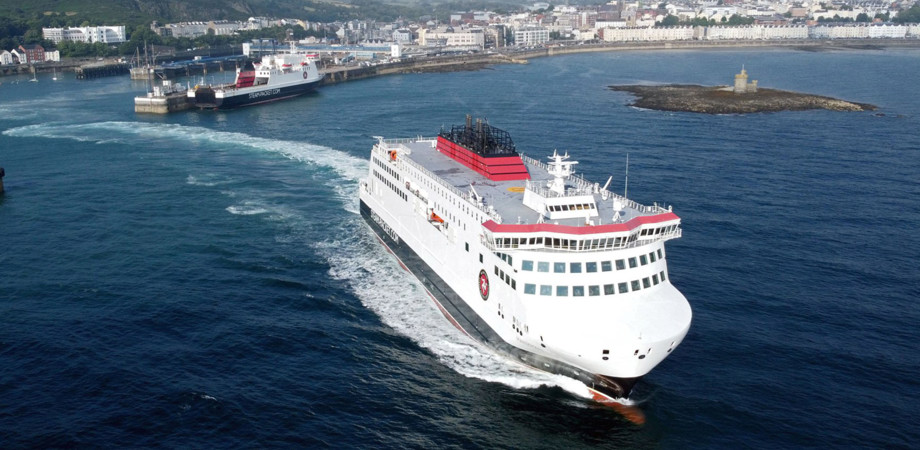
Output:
(2, 0), (920, 70)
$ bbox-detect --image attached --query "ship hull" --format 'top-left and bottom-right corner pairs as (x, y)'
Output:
(359, 199), (638, 400)
(192, 78), (322, 109)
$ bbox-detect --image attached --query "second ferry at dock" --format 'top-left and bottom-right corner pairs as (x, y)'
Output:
(188, 43), (322, 109)
(358, 116), (692, 405)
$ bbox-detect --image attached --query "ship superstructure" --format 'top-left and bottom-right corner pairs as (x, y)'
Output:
(188, 43), (322, 109)
(358, 116), (692, 401)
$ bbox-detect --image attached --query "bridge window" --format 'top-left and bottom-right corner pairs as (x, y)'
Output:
(554, 262), (565, 273)
(586, 262), (598, 273)
(631, 280), (641, 291)
(628, 257), (638, 268)
(524, 283), (536, 294)
(601, 261), (612, 272)
(556, 286), (568, 296)
(570, 263), (582, 273)
(540, 285), (552, 296)
(660, 270), (666, 281)
(522, 260), (534, 271)
(643, 277), (651, 289)
(538, 262), (549, 272)
(652, 274), (659, 285)
(619, 282), (629, 293)
(604, 284), (616, 295)
(589, 285), (601, 296)
(616, 259), (626, 270)
(649, 251), (657, 263)
(658, 249), (663, 259)
(573, 286), (585, 297)
(640, 254), (648, 266)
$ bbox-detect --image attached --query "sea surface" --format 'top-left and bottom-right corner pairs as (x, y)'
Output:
(1, 48), (919, 448)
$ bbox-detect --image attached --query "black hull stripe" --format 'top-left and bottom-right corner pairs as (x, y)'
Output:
(194, 79), (322, 109)
(359, 200), (638, 399)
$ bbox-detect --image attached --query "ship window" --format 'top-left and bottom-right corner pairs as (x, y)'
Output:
(642, 277), (651, 288)
(640, 254), (648, 266)
(540, 285), (552, 296)
(465, 242), (469, 252)
(538, 262), (549, 272)
(573, 286), (585, 297)
(601, 261), (612, 272)
(604, 284), (615, 295)
(652, 274), (659, 285)
(589, 285), (601, 296)
(649, 252), (657, 262)
(658, 249), (663, 259)
(556, 286), (568, 296)
(562, 205), (569, 211)
(522, 260), (534, 271)
(660, 270), (666, 281)
(480, 254), (483, 263)
(586, 262), (597, 273)
(619, 282), (629, 293)
(511, 280), (516, 290)
(615, 259), (626, 270)
(495, 266), (499, 276)
(507, 256), (513, 266)
(628, 257), (638, 268)
(554, 262), (565, 273)
(570, 263), (582, 273)
(524, 283), (536, 295)
(631, 280), (641, 291)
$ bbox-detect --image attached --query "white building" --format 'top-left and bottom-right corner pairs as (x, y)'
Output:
(810, 24), (870, 39)
(44, 50), (60, 62)
(43, 26), (126, 44)
(393, 28), (413, 44)
(601, 26), (694, 42)
(0, 50), (13, 65)
(868, 24), (908, 38)
(418, 27), (485, 48)
(514, 26), (550, 46)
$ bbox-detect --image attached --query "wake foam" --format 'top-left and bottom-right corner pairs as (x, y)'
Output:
(318, 218), (595, 402)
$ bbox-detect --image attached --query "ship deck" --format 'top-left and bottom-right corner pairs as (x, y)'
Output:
(396, 138), (668, 228)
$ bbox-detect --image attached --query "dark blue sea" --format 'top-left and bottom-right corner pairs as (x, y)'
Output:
(2, 48), (919, 448)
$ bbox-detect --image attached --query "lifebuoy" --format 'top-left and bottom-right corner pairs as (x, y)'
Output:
(303, 71), (308, 79)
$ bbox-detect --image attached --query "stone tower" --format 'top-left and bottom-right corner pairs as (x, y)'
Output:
(734, 67), (758, 94)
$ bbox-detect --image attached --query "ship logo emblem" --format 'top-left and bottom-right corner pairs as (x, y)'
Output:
(479, 270), (490, 301)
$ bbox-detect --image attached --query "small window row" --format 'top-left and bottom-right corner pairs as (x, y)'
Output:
(374, 156), (400, 181)
(373, 170), (407, 201)
(523, 271), (667, 297)
(521, 249), (663, 274)
(494, 265), (517, 290)
(547, 203), (596, 212)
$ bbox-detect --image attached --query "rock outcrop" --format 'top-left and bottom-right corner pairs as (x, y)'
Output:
(609, 84), (876, 114)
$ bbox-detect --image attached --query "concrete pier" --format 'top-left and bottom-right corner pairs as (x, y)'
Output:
(135, 81), (193, 114)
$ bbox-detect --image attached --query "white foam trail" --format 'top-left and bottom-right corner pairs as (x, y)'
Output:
(318, 217), (596, 401)
(226, 204), (269, 216)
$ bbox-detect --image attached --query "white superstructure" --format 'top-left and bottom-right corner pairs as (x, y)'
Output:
(358, 117), (692, 402)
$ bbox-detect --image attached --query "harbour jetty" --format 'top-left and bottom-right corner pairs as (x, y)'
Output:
(610, 68), (876, 114)
(75, 63), (130, 79)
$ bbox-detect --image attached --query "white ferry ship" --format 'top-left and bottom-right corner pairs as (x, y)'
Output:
(358, 116), (692, 404)
(188, 44), (322, 109)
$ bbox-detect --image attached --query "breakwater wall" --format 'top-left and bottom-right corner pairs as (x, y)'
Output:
(321, 53), (526, 85)
(75, 63), (130, 79)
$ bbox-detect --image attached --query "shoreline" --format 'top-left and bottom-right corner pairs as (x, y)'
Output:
(4, 39), (920, 80)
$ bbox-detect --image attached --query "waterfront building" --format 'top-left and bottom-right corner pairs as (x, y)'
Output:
(514, 26), (550, 46)
(393, 29), (413, 44)
(868, 24), (908, 38)
(418, 27), (485, 48)
(600, 26), (694, 42)
(44, 50), (60, 62)
(17, 44), (44, 65)
(42, 26), (126, 44)
(0, 50), (13, 65)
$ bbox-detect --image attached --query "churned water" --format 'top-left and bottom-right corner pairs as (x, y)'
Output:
(2, 48), (919, 448)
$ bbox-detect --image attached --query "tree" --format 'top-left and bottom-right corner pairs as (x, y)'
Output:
(893, 4), (920, 23)
(856, 13), (870, 22)
(661, 15), (680, 26)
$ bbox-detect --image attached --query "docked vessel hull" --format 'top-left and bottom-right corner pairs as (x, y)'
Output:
(359, 199), (638, 400)
(193, 78), (322, 109)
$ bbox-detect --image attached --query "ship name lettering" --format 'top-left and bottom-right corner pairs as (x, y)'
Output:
(371, 211), (400, 244)
(249, 89), (281, 99)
